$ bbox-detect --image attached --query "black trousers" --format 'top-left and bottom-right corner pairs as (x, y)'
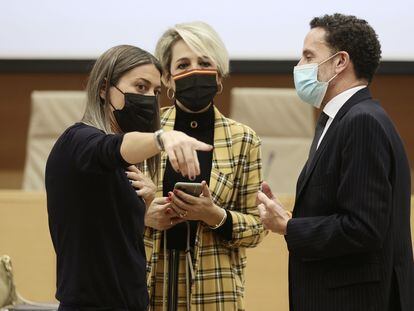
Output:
(388, 271), (401, 311)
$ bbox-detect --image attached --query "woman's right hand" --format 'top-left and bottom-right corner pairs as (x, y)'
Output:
(145, 197), (184, 230)
(161, 130), (213, 180)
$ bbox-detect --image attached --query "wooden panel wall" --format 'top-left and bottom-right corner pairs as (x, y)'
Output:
(0, 73), (413, 188)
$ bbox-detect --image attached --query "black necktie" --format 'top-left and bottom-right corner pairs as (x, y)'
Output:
(307, 112), (329, 172)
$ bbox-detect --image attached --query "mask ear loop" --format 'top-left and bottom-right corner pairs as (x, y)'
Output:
(112, 84), (125, 95)
(327, 73), (338, 83)
(318, 51), (340, 67)
(318, 52), (340, 84)
(108, 83), (124, 111)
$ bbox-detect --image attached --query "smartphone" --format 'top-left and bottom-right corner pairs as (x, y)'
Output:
(174, 182), (203, 197)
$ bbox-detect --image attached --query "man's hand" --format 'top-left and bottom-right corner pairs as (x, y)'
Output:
(257, 182), (291, 235)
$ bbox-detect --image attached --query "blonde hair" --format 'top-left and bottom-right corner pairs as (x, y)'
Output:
(155, 21), (229, 80)
(82, 45), (162, 179)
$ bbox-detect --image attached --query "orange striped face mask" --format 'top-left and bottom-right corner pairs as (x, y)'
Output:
(173, 69), (218, 111)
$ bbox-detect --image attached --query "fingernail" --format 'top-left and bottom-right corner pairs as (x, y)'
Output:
(129, 180), (132, 184)
(168, 192), (173, 197)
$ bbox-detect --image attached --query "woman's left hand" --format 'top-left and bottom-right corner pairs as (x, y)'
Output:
(126, 165), (157, 207)
(170, 180), (225, 227)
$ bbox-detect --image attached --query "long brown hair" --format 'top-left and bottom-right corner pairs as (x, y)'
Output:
(82, 44), (161, 180)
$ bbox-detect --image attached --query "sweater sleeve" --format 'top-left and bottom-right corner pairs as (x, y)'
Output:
(70, 124), (132, 173)
(222, 135), (268, 248)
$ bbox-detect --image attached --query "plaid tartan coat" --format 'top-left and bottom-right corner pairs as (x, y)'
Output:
(144, 106), (267, 310)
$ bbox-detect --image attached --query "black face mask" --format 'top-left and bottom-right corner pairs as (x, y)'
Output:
(173, 70), (218, 111)
(111, 86), (159, 133)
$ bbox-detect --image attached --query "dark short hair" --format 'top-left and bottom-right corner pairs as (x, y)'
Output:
(310, 13), (381, 83)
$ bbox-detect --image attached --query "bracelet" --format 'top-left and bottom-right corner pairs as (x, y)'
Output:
(154, 129), (164, 151)
(209, 208), (227, 230)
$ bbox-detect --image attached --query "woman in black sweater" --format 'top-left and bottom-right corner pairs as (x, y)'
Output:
(45, 45), (211, 311)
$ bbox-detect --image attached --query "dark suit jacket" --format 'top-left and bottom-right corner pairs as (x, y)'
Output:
(285, 88), (414, 311)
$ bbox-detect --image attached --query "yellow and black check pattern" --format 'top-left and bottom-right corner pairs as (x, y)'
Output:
(144, 106), (267, 311)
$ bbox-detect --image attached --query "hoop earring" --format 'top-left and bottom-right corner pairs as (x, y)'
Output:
(167, 88), (175, 100)
(217, 82), (223, 94)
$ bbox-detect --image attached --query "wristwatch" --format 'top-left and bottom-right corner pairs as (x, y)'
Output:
(154, 129), (165, 151)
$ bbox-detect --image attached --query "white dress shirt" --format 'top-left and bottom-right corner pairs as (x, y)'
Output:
(317, 85), (367, 149)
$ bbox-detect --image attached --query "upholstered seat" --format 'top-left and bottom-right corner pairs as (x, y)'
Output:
(22, 91), (86, 190)
(230, 87), (314, 194)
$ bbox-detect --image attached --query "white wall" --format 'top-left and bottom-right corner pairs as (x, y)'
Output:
(1, 0), (412, 60)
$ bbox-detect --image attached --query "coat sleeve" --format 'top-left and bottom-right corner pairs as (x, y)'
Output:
(285, 113), (392, 259)
(222, 135), (268, 248)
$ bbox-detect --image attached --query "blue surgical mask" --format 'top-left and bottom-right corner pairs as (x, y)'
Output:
(293, 53), (339, 108)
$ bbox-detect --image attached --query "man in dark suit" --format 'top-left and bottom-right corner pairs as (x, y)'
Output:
(257, 13), (413, 311)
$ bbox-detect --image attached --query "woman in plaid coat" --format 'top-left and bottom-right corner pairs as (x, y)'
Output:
(143, 21), (267, 311)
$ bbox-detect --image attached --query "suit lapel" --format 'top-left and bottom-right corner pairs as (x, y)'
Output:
(209, 107), (234, 204)
(296, 87), (372, 200)
(296, 117), (339, 197)
(211, 107), (233, 173)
